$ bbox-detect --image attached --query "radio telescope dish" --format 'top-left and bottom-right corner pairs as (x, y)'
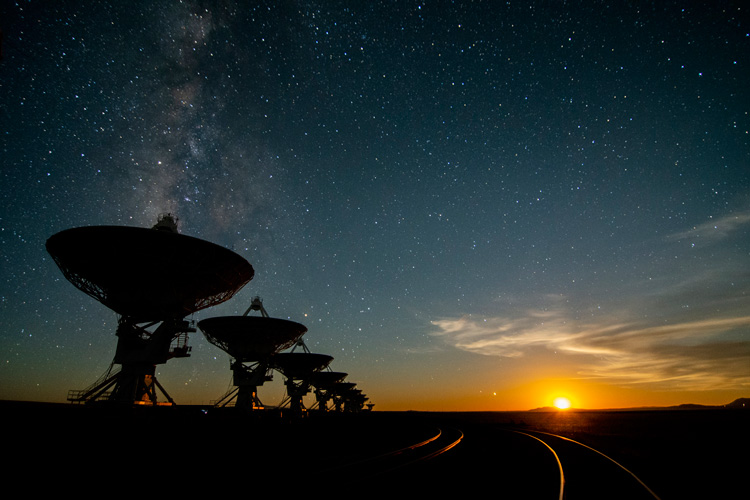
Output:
(332, 382), (357, 393)
(309, 371), (348, 412)
(47, 218), (254, 406)
(272, 352), (333, 414)
(198, 317), (306, 361)
(336, 385), (368, 412)
(197, 299), (309, 412)
(309, 371), (347, 388)
(272, 353), (333, 379)
(46, 225), (254, 322)
(329, 382), (360, 412)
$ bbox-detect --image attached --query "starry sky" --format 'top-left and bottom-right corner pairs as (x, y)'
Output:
(1, 1), (748, 411)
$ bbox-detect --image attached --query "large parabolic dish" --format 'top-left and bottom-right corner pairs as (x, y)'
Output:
(198, 316), (307, 361)
(331, 382), (357, 395)
(46, 225), (254, 322)
(273, 352), (334, 379)
(309, 371), (348, 388)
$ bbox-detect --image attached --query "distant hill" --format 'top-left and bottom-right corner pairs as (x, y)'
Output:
(529, 398), (749, 412)
(664, 397), (749, 410)
(529, 406), (563, 412)
(724, 398), (749, 409)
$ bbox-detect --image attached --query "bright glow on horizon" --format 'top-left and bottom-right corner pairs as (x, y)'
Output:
(554, 397), (571, 410)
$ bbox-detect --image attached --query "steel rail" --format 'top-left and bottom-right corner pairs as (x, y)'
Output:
(371, 426), (464, 476)
(324, 426), (464, 480)
(366, 426), (443, 461)
(322, 426), (443, 473)
(512, 430), (566, 500)
(528, 430), (662, 500)
(411, 427), (464, 463)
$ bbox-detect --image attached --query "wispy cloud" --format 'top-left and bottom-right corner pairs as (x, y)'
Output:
(430, 211), (750, 392)
(667, 211), (750, 245)
(431, 310), (750, 391)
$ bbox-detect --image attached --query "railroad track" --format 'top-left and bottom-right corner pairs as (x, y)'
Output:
(512, 429), (662, 500)
(324, 425), (463, 479)
(323, 421), (662, 498)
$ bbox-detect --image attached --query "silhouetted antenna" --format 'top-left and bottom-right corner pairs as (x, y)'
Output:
(309, 371), (348, 412)
(198, 299), (307, 412)
(46, 217), (254, 405)
(324, 382), (369, 412)
(243, 296), (269, 317)
(272, 351), (333, 415)
(152, 212), (179, 233)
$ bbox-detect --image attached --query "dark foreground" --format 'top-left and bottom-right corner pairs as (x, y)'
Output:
(4, 401), (746, 497)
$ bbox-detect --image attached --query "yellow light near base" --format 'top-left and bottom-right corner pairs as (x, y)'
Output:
(554, 397), (571, 409)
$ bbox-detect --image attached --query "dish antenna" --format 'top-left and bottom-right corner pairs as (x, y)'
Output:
(198, 297), (307, 411)
(46, 214), (254, 405)
(328, 382), (369, 412)
(309, 371), (348, 412)
(272, 347), (334, 415)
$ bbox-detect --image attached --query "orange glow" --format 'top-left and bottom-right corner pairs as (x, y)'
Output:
(553, 397), (571, 410)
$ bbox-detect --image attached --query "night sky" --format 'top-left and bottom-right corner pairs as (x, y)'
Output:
(2, 1), (748, 410)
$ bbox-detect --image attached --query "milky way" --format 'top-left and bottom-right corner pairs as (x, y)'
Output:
(2, 1), (748, 409)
